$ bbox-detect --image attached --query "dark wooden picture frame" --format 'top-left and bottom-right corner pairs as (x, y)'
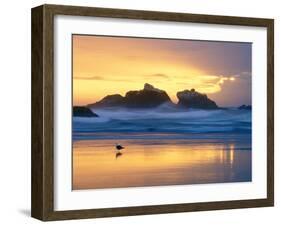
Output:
(31, 4), (274, 221)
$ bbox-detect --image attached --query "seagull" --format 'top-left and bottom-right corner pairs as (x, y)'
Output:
(115, 143), (124, 159)
(115, 143), (125, 151)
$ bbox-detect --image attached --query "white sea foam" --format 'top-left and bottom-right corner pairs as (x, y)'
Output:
(73, 106), (251, 135)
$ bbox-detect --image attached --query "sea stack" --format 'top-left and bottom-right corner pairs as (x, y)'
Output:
(238, 105), (252, 110)
(73, 106), (99, 117)
(124, 83), (171, 108)
(88, 94), (125, 108)
(177, 88), (218, 109)
(88, 83), (172, 108)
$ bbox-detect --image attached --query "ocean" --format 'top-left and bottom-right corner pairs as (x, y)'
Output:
(72, 106), (252, 190)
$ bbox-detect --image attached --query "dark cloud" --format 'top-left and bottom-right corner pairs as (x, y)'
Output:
(74, 76), (104, 80)
(163, 40), (252, 76)
(144, 73), (170, 79)
(74, 75), (132, 83)
(151, 73), (169, 78)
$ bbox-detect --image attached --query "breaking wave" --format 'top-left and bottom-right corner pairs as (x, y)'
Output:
(73, 106), (251, 137)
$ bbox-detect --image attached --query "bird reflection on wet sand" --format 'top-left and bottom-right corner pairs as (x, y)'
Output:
(115, 152), (123, 159)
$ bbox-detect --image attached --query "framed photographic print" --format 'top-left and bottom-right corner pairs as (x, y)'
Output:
(31, 4), (274, 221)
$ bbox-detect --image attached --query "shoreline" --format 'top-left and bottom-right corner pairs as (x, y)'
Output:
(73, 131), (251, 141)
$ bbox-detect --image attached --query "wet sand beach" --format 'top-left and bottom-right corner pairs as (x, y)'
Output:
(73, 133), (251, 190)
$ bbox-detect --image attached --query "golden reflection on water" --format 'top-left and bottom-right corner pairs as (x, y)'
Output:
(73, 140), (251, 190)
(230, 144), (235, 167)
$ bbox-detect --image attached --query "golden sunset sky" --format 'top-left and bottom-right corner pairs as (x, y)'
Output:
(73, 35), (252, 107)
